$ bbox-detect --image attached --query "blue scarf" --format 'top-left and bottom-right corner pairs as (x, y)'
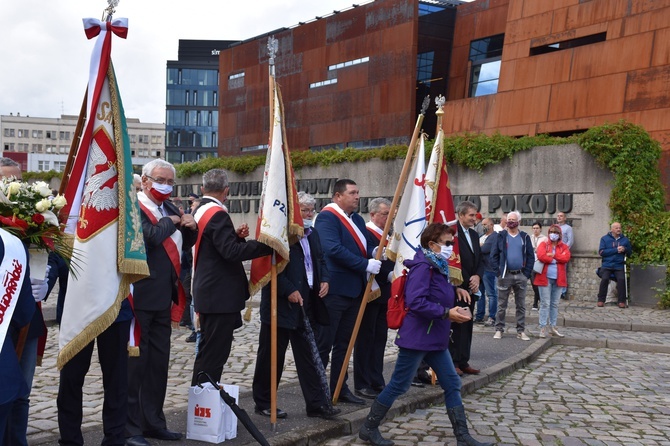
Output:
(421, 247), (450, 277)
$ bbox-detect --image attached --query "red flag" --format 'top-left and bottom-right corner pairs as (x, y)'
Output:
(425, 128), (462, 285)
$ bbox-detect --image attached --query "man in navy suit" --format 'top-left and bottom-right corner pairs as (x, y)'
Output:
(251, 192), (340, 420)
(315, 179), (382, 405)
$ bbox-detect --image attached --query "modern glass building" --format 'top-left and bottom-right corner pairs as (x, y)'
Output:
(165, 40), (237, 163)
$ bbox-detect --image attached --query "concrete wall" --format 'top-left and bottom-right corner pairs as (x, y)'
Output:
(177, 143), (613, 301)
(179, 143), (613, 257)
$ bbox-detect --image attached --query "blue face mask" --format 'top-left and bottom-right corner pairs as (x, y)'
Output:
(549, 233), (560, 242)
(303, 219), (313, 229)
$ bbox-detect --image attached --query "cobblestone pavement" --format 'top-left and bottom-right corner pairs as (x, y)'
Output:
(321, 346), (670, 446)
(27, 296), (670, 445)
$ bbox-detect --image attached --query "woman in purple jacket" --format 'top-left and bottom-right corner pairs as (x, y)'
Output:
(359, 224), (493, 446)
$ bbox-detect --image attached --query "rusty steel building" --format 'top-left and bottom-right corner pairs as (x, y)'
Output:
(217, 0), (670, 190)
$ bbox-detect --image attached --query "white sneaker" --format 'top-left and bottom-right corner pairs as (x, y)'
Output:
(493, 331), (502, 339)
(550, 326), (565, 338)
(517, 332), (530, 341)
(539, 327), (546, 338)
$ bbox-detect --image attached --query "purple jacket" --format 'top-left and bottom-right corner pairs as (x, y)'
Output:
(396, 250), (456, 351)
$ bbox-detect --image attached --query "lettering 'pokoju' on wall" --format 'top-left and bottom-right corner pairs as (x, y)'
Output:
(176, 178), (573, 216)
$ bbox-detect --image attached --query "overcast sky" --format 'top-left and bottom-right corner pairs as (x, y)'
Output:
(0, 0), (470, 124)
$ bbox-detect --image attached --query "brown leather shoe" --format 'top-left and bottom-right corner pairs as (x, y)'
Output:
(461, 366), (480, 375)
(596, 302), (604, 307)
(618, 302), (626, 308)
(455, 367), (464, 376)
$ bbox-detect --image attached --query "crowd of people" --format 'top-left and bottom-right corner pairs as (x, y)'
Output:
(0, 156), (634, 446)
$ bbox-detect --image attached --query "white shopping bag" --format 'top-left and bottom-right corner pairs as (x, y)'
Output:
(187, 383), (226, 443)
(222, 384), (239, 440)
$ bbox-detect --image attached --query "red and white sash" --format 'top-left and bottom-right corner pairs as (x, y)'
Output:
(0, 228), (28, 348)
(137, 192), (185, 322)
(321, 204), (380, 295)
(366, 221), (383, 242)
(192, 200), (227, 272)
(321, 203), (368, 256)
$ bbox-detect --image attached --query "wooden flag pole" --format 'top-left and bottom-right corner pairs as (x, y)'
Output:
(267, 36), (279, 430)
(332, 97), (431, 404)
(58, 90), (88, 196)
(270, 252), (278, 430)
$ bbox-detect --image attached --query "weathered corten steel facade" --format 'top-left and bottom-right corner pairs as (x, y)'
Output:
(441, 0), (670, 193)
(218, 0), (457, 156)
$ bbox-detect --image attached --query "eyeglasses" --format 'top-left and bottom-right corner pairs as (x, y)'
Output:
(300, 208), (315, 215)
(146, 175), (175, 186)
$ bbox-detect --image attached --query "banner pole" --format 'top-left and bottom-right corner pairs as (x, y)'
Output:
(332, 97), (431, 404)
(270, 251), (278, 430)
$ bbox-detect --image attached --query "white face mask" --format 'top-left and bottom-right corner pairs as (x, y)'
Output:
(549, 233), (560, 242)
(152, 182), (173, 195)
(303, 219), (313, 229)
(440, 245), (453, 260)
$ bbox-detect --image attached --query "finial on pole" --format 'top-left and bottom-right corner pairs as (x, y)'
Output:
(267, 36), (279, 77)
(420, 95), (431, 115)
(102, 0), (119, 21)
(435, 94), (445, 117)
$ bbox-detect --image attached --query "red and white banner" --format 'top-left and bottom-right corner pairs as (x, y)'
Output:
(58, 18), (148, 369)
(249, 77), (303, 295)
(425, 128), (462, 285)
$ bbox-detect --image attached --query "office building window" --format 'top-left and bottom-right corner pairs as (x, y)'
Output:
(469, 34), (504, 97)
(328, 57), (369, 71)
(32, 144), (43, 152)
(54, 161), (67, 172)
(4, 128), (15, 137)
(32, 130), (43, 138)
(309, 78), (338, 89)
(38, 160), (50, 171)
(417, 51), (435, 87)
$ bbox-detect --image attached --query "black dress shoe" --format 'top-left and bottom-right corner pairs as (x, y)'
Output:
(372, 385), (385, 392)
(143, 428), (183, 441)
(306, 405), (341, 420)
(254, 407), (288, 418)
(355, 388), (379, 399)
(338, 391), (366, 405)
(125, 436), (150, 446)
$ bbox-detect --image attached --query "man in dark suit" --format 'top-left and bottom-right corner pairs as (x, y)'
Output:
(354, 197), (393, 399)
(450, 200), (485, 376)
(126, 159), (198, 446)
(314, 179), (382, 405)
(251, 192), (340, 420)
(190, 169), (272, 386)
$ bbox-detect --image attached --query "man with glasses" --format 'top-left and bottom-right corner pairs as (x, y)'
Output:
(354, 197), (394, 399)
(491, 211), (535, 341)
(126, 159), (198, 445)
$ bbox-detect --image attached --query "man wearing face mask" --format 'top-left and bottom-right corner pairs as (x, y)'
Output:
(126, 159), (198, 446)
(251, 191), (340, 420)
(490, 210), (535, 341)
(449, 201), (485, 376)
